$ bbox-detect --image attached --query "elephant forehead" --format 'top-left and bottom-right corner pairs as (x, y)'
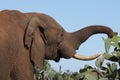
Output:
(46, 28), (62, 39)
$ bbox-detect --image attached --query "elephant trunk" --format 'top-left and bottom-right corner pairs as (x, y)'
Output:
(71, 25), (114, 46)
(70, 25), (114, 60)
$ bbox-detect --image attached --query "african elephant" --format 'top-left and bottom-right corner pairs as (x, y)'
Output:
(0, 10), (114, 80)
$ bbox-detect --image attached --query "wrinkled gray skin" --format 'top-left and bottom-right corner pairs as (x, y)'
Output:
(0, 10), (114, 80)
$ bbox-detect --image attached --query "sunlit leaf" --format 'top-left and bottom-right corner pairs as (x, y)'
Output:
(99, 78), (109, 80)
(111, 35), (120, 43)
(114, 32), (118, 36)
(102, 38), (111, 53)
(103, 53), (119, 62)
(111, 63), (117, 71)
(54, 73), (64, 80)
(95, 56), (104, 68)
(85, 71), (98, 80)
(103, 53), (113, 59)
(112, 51), (120, 57)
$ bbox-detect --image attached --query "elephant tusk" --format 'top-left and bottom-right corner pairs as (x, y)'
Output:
(73, 52), (102, 60)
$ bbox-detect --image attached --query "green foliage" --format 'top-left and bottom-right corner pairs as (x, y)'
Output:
(102, 33), (120, 63)
(34, 32), (120, 80)
(95, 33), (120, 80)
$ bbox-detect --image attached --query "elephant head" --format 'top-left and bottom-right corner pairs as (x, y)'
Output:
(24, 14), (114, 69)
(57, 25), (113, 60)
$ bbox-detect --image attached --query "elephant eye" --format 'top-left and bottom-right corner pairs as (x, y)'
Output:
(61, 32), (63, 37)
(59, 30), (64, 38)
(58, 30), (63, 43)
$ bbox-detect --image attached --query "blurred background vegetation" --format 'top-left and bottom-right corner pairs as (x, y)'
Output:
(35, 33), (120, 80)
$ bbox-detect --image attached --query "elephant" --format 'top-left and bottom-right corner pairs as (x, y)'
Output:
(0, 10), (114, 80)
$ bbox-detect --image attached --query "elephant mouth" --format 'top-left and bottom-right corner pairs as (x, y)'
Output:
(54, 57), (60, 62)
(54, 52), (101, 62)
(72, 52), (102, 60)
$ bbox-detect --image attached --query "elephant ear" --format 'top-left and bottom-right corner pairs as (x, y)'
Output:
(24, 16), (45, 70)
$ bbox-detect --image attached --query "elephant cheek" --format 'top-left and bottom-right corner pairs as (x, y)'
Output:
(45, 46), (60, 62)
(58, 46), (75, 59)
(62, 51), (75, 59)
(51, 51), (60, 62)
(58, 40), (76, 59)
(45, 52), (60, 62)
